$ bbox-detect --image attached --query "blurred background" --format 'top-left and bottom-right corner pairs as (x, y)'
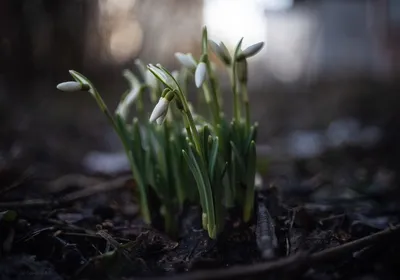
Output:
(1, 0), (400, 195)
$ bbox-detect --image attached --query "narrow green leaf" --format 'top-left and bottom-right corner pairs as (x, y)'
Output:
(132, 118), (144, 172)
(115, 115), (133, 152)
(170, 137), (186, 206)
(186, 143), (216, 238)
(244, 140), (257, 222)
(115, 115), (151, 224)
(208, 136), (219, 181)
(202, 125), (211, 160)
(230, 141), (245, 175)
(220, 161), (228, 181)
(182, 149), (207, 217)
(229, 149), (236, 206)
(245, 123), (258, 156)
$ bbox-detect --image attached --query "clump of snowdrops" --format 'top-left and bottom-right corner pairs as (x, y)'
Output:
(57, 27), (264, 239)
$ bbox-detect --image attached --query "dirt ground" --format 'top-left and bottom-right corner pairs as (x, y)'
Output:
(1, 74), (400, 279)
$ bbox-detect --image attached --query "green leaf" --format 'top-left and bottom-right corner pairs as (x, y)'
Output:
(208, 136), (219, 181)
(115, 115), (151, 224)
(230, 120), (243, 151)
(170, 137), (186, 206)
(202, 125), (211, 160)
(186, 143), (217, 238)
(115, 115), (133, 152)
(245, 123), (258, 155)
(182, 149), (207, 217)
(230, 141), (245, 175)
(243, 140), (257, 222)
(144, 145), (155, 189)
(132, 118), (144, 172)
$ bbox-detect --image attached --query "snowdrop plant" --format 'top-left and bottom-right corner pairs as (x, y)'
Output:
(57, 26), (264, 239)
(56, 68), (195, 237)
(175, 27), (264, 223)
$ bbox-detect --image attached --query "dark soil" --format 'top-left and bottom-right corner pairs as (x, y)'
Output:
(1, 145), (400, 280)
(1, 93), (400, 279)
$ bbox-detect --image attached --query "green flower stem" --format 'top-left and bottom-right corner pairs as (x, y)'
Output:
(173, 87), (202, 154)
(120, 129), (151, 224)
(232, 39), (244, 121)
(230, 66), (240, 121)
(206, 63), (222, 125)
(171, 74), (217, 238)
(184, 106), (202, 153)
(201, 83), (219, 126)
(69, 71), (152, 225)
(241, 83), (251, 132)
(170, 137), (185, 207)
(201, 28), (221, 127)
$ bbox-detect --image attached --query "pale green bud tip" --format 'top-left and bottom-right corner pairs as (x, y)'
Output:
(195, 62), (207, 88)
(174, 52), (197, 69)
(56, 81), (88, 92)
(149, 97), (169, 124)
(238, 42), (265, 60)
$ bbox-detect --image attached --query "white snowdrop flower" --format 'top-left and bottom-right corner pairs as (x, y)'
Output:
(238, 42), (264, 60)
(56, 81), (89, 92)
(149, 97), (170, 125)
(195, 62), (207, 88)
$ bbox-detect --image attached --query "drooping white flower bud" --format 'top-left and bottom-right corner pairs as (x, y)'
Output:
(149, 97), (170, 125)
(174, 52), (197, 69)
(195, 62), (207, 88)
(56, 81), (89, 92)
(237, 59), (248, 83)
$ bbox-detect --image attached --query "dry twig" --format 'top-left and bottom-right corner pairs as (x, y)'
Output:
(136, 224), (400, 280)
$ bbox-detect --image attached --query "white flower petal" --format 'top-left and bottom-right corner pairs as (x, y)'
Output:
(56, 81), (83, 92)
(156, 109), (168, 125)
(195, 62), (207, 88)
(149, 98), (169, 123)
